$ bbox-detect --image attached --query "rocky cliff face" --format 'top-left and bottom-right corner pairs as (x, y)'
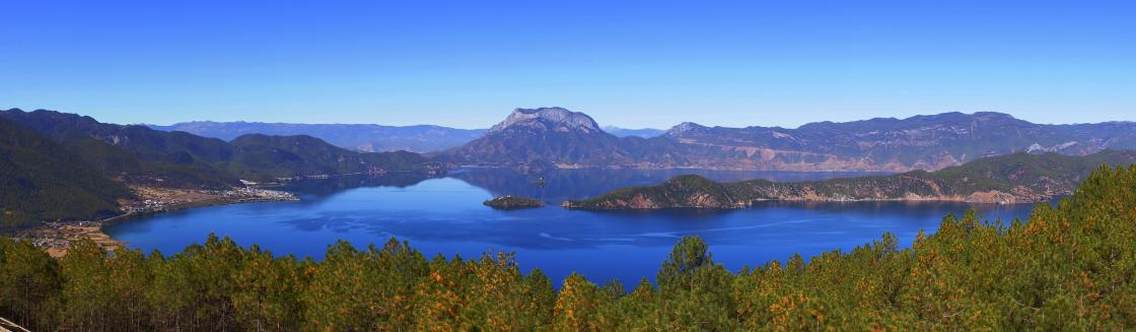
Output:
(442, 107), (634, 167)
(489, 107), (602, 134)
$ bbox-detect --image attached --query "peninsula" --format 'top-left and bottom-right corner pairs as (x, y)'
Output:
(563, 151), (1136, 209)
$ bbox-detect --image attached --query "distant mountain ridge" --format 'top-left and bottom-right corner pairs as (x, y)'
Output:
(0, 108), (446, 228)
(603, 126), (665, 138)
(663, 112), (1136, 171)
(150, 121), (486, 153)
(0, 108), (444, 184)
(447, 107), (1136, 172)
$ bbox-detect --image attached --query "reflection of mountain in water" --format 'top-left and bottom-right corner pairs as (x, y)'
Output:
(273, 168), (886, 204)
(450, 168), (883, 202)
(280, 173), (437, 198)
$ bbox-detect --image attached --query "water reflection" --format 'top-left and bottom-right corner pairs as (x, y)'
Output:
(294, 167), (885, 203)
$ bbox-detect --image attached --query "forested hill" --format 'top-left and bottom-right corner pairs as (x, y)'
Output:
(565, 151), (1136, 209)
(225, 134), (440, 180)
(0, 109), (444, 184)
(0, 108), (445, 229)
(0, 109), (241, 188)
(0, 118), (131, 230)
(2, 165), (1135, 330)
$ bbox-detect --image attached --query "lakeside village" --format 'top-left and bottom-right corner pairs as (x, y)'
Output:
(17, 185), (298, 257)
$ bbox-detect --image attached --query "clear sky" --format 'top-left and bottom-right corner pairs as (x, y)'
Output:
(2, 1), (1133, 129)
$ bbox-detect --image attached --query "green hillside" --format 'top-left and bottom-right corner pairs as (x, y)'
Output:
(0, 109), (241, 188)
(0, 119), (131, 229)
(0, 109), (443, 185)
(226, 134), (436, 181)
(0, 109), (445, 229)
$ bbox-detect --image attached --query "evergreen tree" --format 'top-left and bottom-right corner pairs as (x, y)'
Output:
(0, 238), (62, 331)
(552, 273), (601, 331)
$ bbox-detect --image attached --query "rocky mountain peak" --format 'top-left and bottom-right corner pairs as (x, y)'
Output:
(489, 107), (601, 134)
(665, 122), (707, 136)
(971, 112), (1021, 122)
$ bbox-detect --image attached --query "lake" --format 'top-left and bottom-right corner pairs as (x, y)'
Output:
(105, 168), (1036, 285)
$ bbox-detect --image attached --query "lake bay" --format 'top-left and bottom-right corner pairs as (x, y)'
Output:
(105, 169), (1035, 285)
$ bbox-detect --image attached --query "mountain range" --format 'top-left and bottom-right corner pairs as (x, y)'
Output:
(1, 109), (444, 184)
(0, 108), (444, 228)
(444, 107), (1136, 172)
(5, 105), (1136, 227)
(149, 121), (486, 153)
(150, 120), (665, 153)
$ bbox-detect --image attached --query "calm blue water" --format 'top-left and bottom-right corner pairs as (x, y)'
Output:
(105, 169), (1035, 285)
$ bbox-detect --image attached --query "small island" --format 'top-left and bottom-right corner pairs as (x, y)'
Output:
(483, 195), (545, 210)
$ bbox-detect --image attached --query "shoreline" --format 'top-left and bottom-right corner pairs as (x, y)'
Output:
(11, 171), (443, 257)
(562, 194), (1051, 211)
(14, 186), (298, 257)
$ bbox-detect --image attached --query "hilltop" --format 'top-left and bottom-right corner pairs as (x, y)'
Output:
(442, 107), (636, 167)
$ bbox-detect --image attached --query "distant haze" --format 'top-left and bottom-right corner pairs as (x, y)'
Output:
(603, 126), (665, 138)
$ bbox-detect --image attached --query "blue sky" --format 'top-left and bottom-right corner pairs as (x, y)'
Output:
(2, 1), (1133, 129)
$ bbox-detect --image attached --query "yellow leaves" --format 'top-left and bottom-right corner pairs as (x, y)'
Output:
(552, 273), (600, 331)
(766, 292), (831, 331)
